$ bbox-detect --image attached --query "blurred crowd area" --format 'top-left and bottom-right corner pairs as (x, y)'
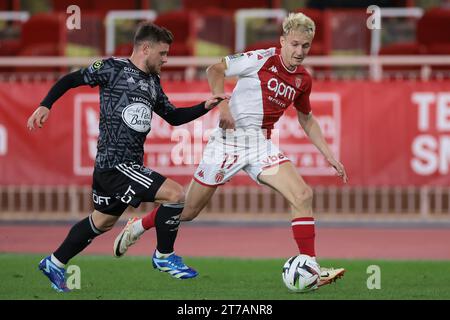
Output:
(0, 0), (450, 80)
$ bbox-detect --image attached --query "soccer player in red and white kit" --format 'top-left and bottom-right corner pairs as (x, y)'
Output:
(114, 12), (348, 287)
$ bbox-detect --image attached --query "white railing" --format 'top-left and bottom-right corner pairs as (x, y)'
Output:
(0, 185), (448, 219)
(1, 55), (450, 81)
(370, 7), (424, 56)
(105, 10), (157, 56)
(0, 11), (30, 22)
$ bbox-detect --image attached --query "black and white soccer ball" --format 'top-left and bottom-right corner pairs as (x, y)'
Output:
(282, 254), (321, 292)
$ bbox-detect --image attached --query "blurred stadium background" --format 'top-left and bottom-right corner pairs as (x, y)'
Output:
(0, 0), (449, 225)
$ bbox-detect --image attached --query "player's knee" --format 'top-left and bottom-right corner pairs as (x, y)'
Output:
(292, 186), (314, 208)
(166, 185), (185, 204)
(95, 219), (115, 232)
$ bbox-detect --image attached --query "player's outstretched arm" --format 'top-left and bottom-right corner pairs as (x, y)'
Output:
(27, 70), (86, 130)
(298, 111), (348, 183)
(155, 93), (229, 126)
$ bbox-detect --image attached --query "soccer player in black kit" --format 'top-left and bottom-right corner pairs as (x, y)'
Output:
(27, 23), (228, 292)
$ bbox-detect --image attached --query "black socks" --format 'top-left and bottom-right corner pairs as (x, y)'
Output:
(53, 215), (103, 264)
(155, 203), (183, 254)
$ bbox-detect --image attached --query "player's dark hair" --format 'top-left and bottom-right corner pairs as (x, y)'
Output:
(134, 22), (173, 46)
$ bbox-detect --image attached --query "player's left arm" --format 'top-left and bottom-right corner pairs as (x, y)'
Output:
(298, 111), (348, 183)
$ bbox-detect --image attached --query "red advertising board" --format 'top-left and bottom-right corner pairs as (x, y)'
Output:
(0, 80), (449, 186)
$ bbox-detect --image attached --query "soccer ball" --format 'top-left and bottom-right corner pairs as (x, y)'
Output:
(282, 254), (321, 292)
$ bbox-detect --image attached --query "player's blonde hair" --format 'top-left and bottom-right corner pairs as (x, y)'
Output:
(282, 12), (315, 38)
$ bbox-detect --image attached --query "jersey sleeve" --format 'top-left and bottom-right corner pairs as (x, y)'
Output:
(153, 77), (176, 117)
(224, 49), (274, 77)
(294, 74), (312, 115)
(80, 58), (115, 87)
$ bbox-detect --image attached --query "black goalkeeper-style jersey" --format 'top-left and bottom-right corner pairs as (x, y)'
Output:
(81, 57), (180, 170)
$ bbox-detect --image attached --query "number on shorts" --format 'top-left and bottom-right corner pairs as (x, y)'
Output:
(221, 154), (239, 170)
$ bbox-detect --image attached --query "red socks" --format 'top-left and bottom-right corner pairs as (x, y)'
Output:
(141, 207), (158, 230)
(291, 217), (316, 257)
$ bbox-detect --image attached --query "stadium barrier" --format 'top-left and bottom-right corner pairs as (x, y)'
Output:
(0, 185), (448, 220)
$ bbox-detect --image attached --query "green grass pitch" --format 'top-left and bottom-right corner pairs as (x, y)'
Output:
(1, 253), (449, 300)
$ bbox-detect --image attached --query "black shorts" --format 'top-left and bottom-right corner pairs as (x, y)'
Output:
(92, 163), (167, 216)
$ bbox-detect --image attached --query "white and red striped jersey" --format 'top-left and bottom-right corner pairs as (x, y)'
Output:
(224, 47), (312, 138)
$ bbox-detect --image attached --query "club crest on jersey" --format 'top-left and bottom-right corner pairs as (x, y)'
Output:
(295, 76), (302, 88)
(122, 103), (152, 132)
(138, 80), (149, 91)
(215, 170), (225, 183)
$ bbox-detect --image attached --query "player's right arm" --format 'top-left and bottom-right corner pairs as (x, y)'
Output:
(27, 59), (112, 130)
(27, 70), (85, 130)
(206, 60), (235, 129)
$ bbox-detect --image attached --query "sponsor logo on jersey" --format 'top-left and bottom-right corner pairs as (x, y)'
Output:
(122, 103), (152, 133)
(262, 153), (286, 166)
(267, 78), (296, 101)
(88, 60), (103, 73)
(92, 192), (111, 205)
(262, 48), (275, 57)
(227, 53), (244, 60)
(269, 65), (278, 73)
(124, 66), (140, 74)
(131, 96), (151, 105)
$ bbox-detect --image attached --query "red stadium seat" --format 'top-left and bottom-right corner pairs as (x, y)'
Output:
(223, 0), (274, 10)
(13, 13), (68, 72)
(183, 0), (223, 10)
(114, 43), (134, 56)
(297, 9), (331, 56)
(154, 11), (199, 77)
(183, 0), (277, 11)
(380, 8), (450, 74)
(416, 8), (450, 49)
(18, 13), (67, 56)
